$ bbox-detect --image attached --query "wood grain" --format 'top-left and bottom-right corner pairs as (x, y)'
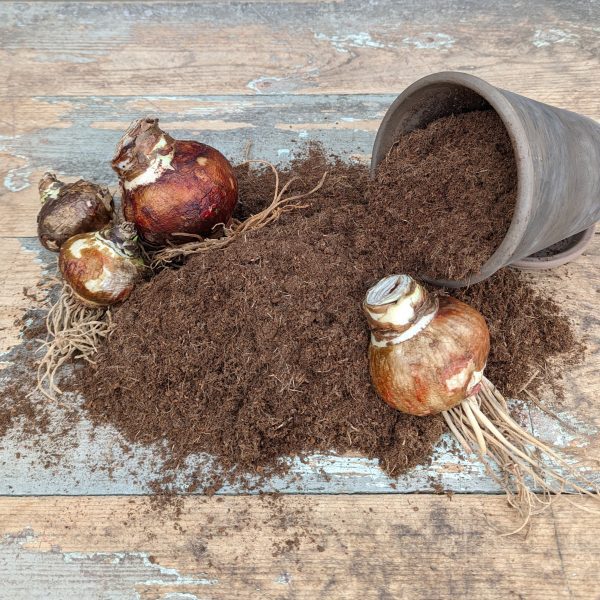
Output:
(0, 94), (391, 239)
(0, 1), (599, 119)
(0, 238), (50, 355)
(0, 495), (598, 599)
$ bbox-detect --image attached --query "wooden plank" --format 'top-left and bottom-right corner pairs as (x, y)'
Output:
(0, 238), (50, 355)
(0, 92), (597, 236)
(0, 495), (598, 599)
(0, 94), (390, 237)
(0, 1), (599, 119)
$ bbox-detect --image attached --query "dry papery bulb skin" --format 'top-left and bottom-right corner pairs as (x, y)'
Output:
(111, 117), (238, 246)
(37, 172), (114, 252)
(59, 222), (144, 308)
(364, 274), (490, 416)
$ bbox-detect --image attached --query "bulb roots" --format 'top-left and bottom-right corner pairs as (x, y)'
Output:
(150, 161), (327, 268)
(35, 284), (112, 400)
(443, 378), (599, 534)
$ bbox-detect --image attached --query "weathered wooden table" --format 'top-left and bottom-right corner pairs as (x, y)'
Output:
(1, 2), (599, 598)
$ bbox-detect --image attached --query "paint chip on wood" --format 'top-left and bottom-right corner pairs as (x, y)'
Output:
(532, 28), (579, 48)
(402, 32), (455, 50)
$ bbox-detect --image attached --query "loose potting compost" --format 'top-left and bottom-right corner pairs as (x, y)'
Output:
(5, 108), (597, 521)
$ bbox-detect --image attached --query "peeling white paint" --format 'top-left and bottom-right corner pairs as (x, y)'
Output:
(0, 531), (218, 599)
(246, 74), (306, 94)
(33, 53), (99, 64)
(3, 154), (32, 192)
(314, 31), (389, 53)
(532, 28), (579, 48)
(125, 97), (251, 117)
(275, 572), (292, 584)
(402, 32), (455, 50)
(555, 411), (597, 437)
(247, 76), (285, 94)
(530, 407), (597, 448)
(62, 551), (218, 585)
(275, 119), (380, 132)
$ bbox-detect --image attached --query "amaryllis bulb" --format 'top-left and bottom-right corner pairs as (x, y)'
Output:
(37, 173), (114, 252)
(111, 117), (238, 246)
(364, 274), (490, 416)
(59, 222), (144, 307)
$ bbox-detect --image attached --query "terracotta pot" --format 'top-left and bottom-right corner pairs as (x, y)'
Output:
(371, 72), (600, 288)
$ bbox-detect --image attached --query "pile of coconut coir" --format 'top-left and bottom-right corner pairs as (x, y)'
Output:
(70, 110), (578, 490)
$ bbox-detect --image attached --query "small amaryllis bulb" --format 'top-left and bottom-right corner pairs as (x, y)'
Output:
(37, 173), (114, 252)
(59, 222), (144, 307)
(364, 274), (490, 416)
(111, 117), (238, 246)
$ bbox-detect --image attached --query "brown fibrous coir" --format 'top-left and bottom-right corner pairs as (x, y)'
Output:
(68, 113), (578, 491)
(370, 110), (517, 280)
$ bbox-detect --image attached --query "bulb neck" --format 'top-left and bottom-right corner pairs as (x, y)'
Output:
(99, 222), (141, 259)
(363, 275), (438, 347)
(111, 117), (175, 184)
(39, 172), (64, 204)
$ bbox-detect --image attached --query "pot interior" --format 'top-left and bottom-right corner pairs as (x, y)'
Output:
(372, 83), (500, 171)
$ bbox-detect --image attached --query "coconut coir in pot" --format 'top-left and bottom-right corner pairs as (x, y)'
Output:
(370, 109), (517, 280)
(72, 114), (577, 490)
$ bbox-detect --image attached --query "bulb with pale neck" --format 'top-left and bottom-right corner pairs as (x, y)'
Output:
(111, 117), (238, 246)
(363, 274), (490, 416)
(59, 222), (145, 307)
(37, 173), (114, 252)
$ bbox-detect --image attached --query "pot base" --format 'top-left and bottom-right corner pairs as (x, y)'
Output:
(511, 225), (595, 271)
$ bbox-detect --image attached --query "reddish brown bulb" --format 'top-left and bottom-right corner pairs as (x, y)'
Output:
(111, 118), (238, 246)
(364, 275), (490, 416)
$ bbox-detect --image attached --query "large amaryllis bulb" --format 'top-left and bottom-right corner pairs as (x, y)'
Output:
(37, 173), (114, 252)
(363, 275), (490, 416)
(59, 222), (144, 307)
(111, 117), (238, 246)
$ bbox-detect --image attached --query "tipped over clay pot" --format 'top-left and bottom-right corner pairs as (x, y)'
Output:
(371, 72), (600, 288)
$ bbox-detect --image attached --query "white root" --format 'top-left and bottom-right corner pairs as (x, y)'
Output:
(462, 397), (487, 455)
(445, 377), (599, 534)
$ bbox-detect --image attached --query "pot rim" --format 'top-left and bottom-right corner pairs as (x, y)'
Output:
(371, 71), (535, 289)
